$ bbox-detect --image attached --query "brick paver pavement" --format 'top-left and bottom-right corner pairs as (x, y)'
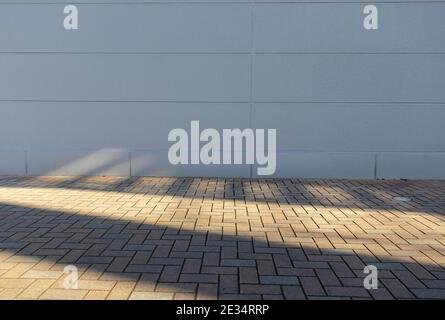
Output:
(0, 176), (444, 300)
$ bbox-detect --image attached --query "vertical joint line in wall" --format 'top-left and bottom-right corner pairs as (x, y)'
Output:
(129, 152), (132, 177)
(25, 150), (28, 175)
(374, 153), (378, 179)
(249, 0), (255, 105)
(249, 0), (255, 111)
(249, 0), (255, 179)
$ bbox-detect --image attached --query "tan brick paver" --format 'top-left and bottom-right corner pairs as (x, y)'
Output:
(0, 176), (445, 299)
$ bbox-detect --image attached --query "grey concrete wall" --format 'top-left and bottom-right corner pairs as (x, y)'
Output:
(0, 1), (444, 179)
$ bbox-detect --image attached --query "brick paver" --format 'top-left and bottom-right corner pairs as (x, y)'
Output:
(0, 176), (444, 300)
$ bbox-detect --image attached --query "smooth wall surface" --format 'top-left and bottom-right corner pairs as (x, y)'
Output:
(1, 1), (444, 179)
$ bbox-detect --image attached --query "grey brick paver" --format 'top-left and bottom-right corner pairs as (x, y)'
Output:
(182, 259), (202, 274)
(412, 289), (445, 299)
(257, 260), (276, 276)
(282, 285), (306, 300)
(381, 278), (415, 299)
(219, 274), (239, 295)
(300, 277), (326, 296)
(259, 276), (299, 285)
(240, 284), (281, 295)
(159, 266), (182, 283)
(325, 286), (371, 298)
(316, 269), (342, 286)
(239, 267), (259, 284)
(221, 259), (256, 267)
(179, 274), (218, 283)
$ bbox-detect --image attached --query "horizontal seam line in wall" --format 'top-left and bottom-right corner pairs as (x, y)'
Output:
(275, 150), (445, 153)
(0, 99), (445, 105)
(2, 2), (445, 4)
(1, 52), (445, 55)
(1, 100), (444, 104)
(7, 149), (445, 152)
(9, 150), (445, 154)
(254, 101), (445, 104)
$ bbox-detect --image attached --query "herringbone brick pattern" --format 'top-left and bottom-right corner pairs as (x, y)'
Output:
(0, 176), (444, 300)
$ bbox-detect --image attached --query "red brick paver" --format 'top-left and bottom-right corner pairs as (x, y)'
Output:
(0, 176), (444, 300)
